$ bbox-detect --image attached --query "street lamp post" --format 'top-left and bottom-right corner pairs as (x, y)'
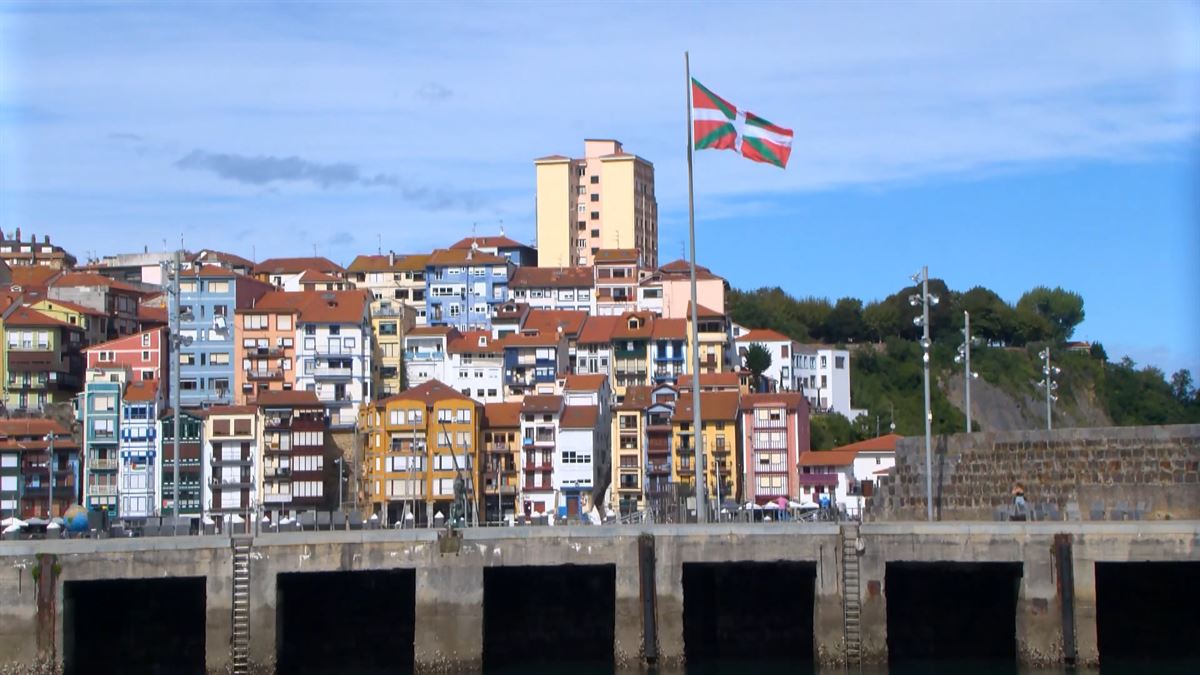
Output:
(909, 267), (938, 522)
(44, 432), (56, 519)
(1038, 348), (1061, 431)
(955, 311), (980, 433)
(334, 457), (344, 511)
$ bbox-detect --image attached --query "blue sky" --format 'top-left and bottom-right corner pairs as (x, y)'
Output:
(1, 1), (1197, 374)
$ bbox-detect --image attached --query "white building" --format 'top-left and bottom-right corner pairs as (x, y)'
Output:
(446, 330), (505, 403)
(289, 290), (372, 429)
(519, 394), (562, 517)
(797, 449), (857, 512)
(118, 380), (160, 518)
(253, 257), (346, 292)
(734, 328), (797, 392)
(556, 405), (603, 520)
(404, 326), (455, 388)
(794, 346), (865, 419)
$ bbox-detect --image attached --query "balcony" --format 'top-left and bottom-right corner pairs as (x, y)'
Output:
(209, 476), (253, 489)
(246, 369), (284, 381)
(211, 456), (253, 467)
(676, 464), (694, 475)
(263, 493), (292, 504)
(313, 366), (353, 380)
(405, 349), (444, 362)
(246, 347), (287, 358)
(87, 484), (118, 497)
(647, 461), (672, 475)
(523, 460), (553, 471)
(264, 466), (292, 478)
(755, 462), (788, 474)
(89, 458), (118, 471)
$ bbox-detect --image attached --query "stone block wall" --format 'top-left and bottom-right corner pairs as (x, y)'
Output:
(869, 424), (1200, 520)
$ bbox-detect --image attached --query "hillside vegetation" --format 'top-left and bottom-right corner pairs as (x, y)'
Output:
(729, 283), (1200, 449)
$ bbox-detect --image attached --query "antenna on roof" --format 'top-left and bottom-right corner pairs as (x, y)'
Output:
(312, 243), (318, 257)
(377, 233), (382, 255)
(498, 219), (504, 237)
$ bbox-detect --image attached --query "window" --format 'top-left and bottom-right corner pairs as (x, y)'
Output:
(578, 185), (586, 194)
(578, 204), (586, 213)
(179, 281), (197, 292)
(590, 211), (599, 220)
(141, 350), (151, 362)
(835, 356), (845, 369)
(576, 239), (587, 248)
(210, 352), (230, 365)
(577, 221), (586, 230)
(207, 281), (229, 293)
(590, 175), (599, 184)
(243, 315), (267, 330)
(590, 193), (599, 202)
(278, 315), (293, 330)
(141, 333), (152, 347)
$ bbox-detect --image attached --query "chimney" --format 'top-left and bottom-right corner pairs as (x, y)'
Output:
(14, 227), (20, 242)
(44, 235), (50, 245)
(388, 250), (395, 267)
(30, 232), (35, 243)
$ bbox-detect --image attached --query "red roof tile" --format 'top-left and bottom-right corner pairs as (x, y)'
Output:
(51, 272), (143, 294)
(205, 405), (259, 416)
(563, 374), (606, 392)
(578, 315), (619, 344)
(509, 266), (594, 289)
(741, 392), (804, 410)
(254, 390), (323, 407)
(298, 269), (344, 284)
(254, 257), (344, 275)
(830, 433), (902, 453)
(448, 330), (502, 355)
(482, 402), (522, 429)
(347, 254), (428, 273)
(376, 379), (476, 407)
(34, 298), (106, 317)
(736, 328), (794, 343)
(191, 249), (255, 269)
(560, 405), (598, 429)
(449, 235), (527, 250)
(672, 391), (740, 422)
(657, 259), (720, 280)
(4, 305), (79, 329)
(427, 248), (509, 266)
(522, 309), (587, 337)
(0, 418), (72, 438)
(521, 395), (563, 414)
(618, 385), (652, 410)
(799, 449), (859, 467)
(612, 312), (655, 339)
(123, 380), (160, 402)
(248, 290), (367, 324)
(687, 302), (724, 319)
(499, 331), (560, 348)
(651, 318), (687, 339)
(594, 249), (640, 264)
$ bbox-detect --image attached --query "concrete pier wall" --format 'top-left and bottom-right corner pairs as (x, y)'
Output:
(0, 522), (1196, 672)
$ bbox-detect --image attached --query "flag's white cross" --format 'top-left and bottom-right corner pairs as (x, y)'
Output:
(732, 110), (747, 153)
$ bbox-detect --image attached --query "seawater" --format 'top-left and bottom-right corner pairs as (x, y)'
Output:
(457, 660), (1200, 675)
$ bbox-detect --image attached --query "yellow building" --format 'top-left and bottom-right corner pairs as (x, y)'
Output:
(369, 301), (415, 398)
(30, 298), (107, 347)
(689, 303), (730, 375)
(360, 379), (481, 525)
(671, 391), (741, 506)
(535, 139), (657, 269)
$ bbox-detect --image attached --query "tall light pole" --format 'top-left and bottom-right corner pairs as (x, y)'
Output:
(955, 311), (980, 433)
(1038, 348), (1060, 431)
(163, 249), (192, 524)
(44, 432), (56, 519)
(909, 267), (938, 522)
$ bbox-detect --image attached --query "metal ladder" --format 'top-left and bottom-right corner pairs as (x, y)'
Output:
(231, 535), (253, 674)
(841, 523), (862, 667)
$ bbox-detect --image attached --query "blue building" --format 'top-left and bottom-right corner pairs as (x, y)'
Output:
(502, 331), (564, 398)
(175, 266), (271, 408)
(425, 248), (512, 331)
(119, 380), (160, 518)
(77, 376), (123, 514)
(651, 319), (688, 385)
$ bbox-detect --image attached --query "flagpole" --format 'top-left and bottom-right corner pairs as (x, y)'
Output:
(685, 51), (707, 524)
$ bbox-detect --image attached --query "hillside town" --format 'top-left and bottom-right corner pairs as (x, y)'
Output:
(0, 139), (895, 530)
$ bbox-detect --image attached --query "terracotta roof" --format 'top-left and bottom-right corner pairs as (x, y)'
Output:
(493, 302), (530, 321)
(427, 248), (509, 266)
(448, 330), (502, 355)
(10, 266), (61, 287)
(563, 374), (606, 392)
(522, 309), (587, 337)
(612, 312), (655, 339)
(51, 272), (143, 294)
(522, 395), (563, 414)
(741, 392), (804, 410)
(509, 266), (594, 289)
(560, 405), (598, 429)
(618, 386), (652, 410)
(123, 380), (159, 402)
(657, 259), (720, 280)
(534, 154), (571, 162)
(205, 405), (259, 416)
(0, 418), (72, 438)
(249, 290), (367, 324)
(830, 433), (902, 453)
(651, 318), (687, 339)
(298, 269), (344, 284)
(191, 249), (255, 269)
(672, 391), (740, 422)
(254, 257), (344, 275)
(254, 390), (323, 408)
(33, 298), (106, 317)
(187, 264), (247, 278)
(449, 235), (527, 250)
(138, 304), (168, 324)
(799, 449), (859, 467)
(377, 379), (476, 407)
(687, 302), (724, 319)
(736, 328), (793, 343)
(407, 326), (456, 338)
(499, 330), (560, 348)
(676, 372), (742, 390)
(346, 254), (423, 273)
(482, 402), (522, 429)
(594, 249), (640, 264)
(578, 315), (619, 344)
(4, 305), (79, 329)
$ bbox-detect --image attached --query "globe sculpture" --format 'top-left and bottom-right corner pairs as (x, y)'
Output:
(62, 505), (89, 533)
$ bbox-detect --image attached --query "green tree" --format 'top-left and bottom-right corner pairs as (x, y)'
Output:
(810, 413), (860, 450)
(822, 297), (865, 343)
(744, 343), (772, 392)
(1170, 369), (1195, 403)
(958, 286), (1016, 345)
(862, 301), (902, 343)
(1016, 286), (1085, 343)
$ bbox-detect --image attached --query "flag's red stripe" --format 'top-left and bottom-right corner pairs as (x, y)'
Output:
(746, 112), (794, 138)
(691, 82), (737, 117)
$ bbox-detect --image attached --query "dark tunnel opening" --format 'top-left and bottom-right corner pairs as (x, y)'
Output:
(682, 561), (816, 672)
(483, 564), (615, 669)
(886, 561), (1022, 671)
(1096, 561), (1200, 670)
(276, 569), (415, 675)
(64, 576), (206, 675)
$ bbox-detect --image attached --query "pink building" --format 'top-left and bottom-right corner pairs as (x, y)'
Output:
(83, 327), (168, 391)
(739, 392), (809, 505)
(646, 259), (727, 319)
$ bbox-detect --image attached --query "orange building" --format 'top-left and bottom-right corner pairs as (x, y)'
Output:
(233, 295), (299, 404)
